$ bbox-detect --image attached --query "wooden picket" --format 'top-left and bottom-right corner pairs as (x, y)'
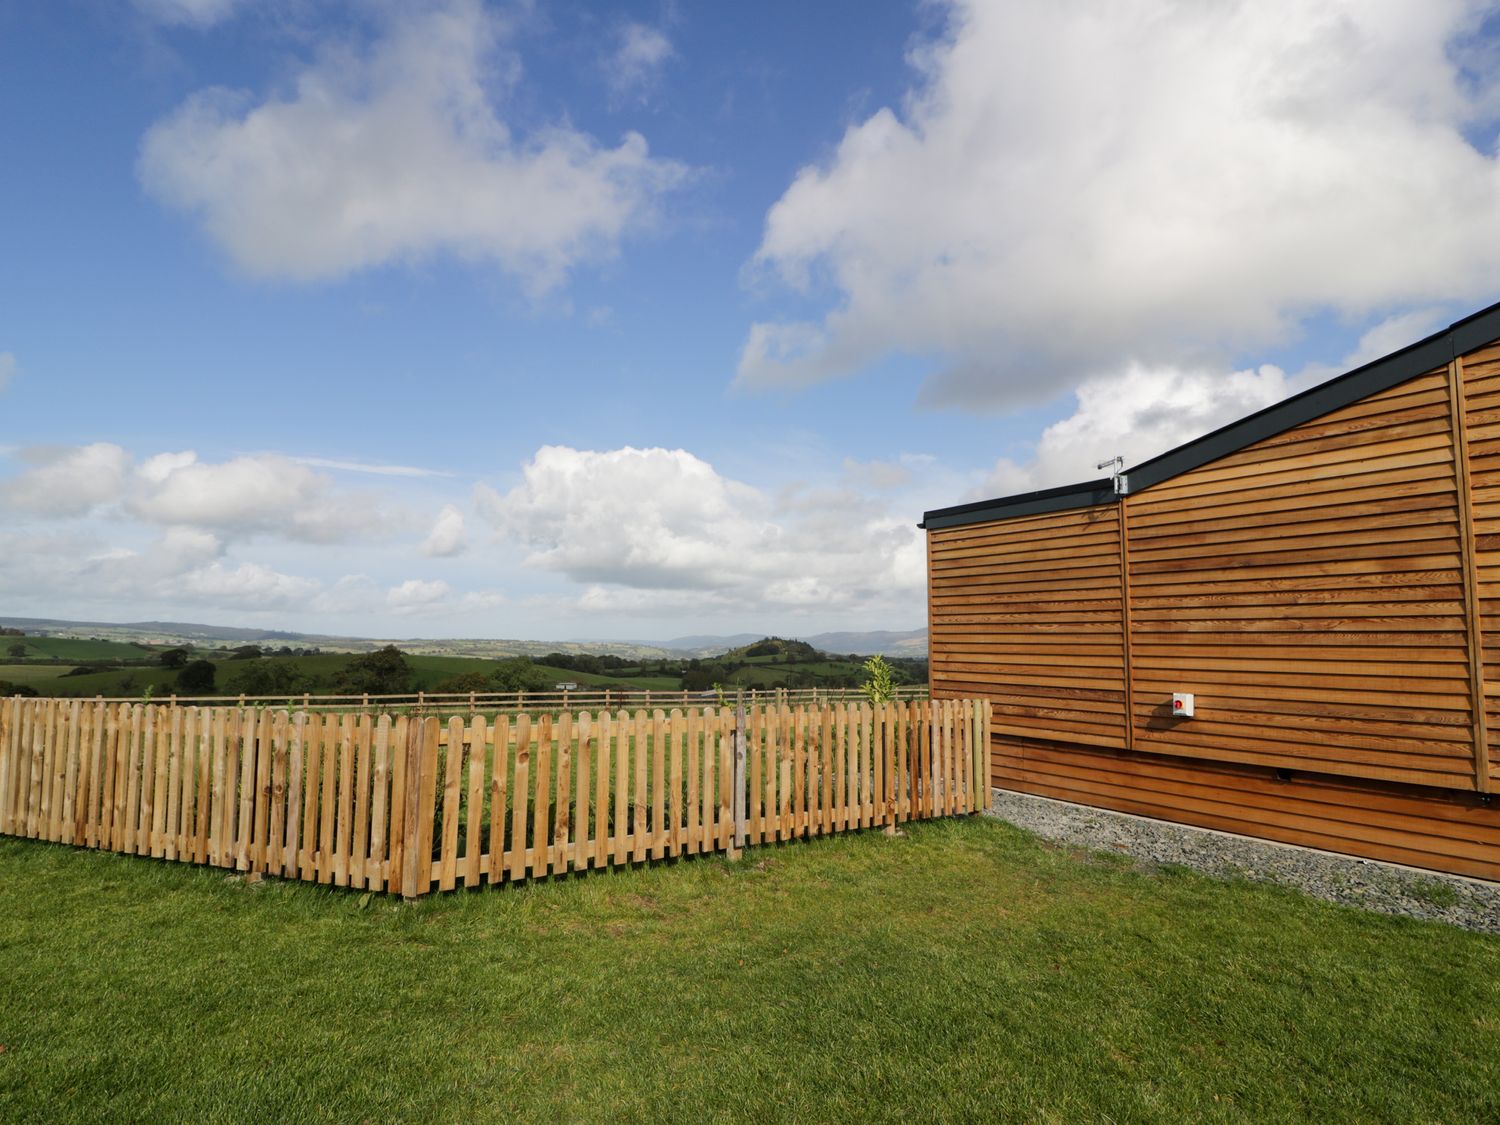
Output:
(0, 695), (990, 898)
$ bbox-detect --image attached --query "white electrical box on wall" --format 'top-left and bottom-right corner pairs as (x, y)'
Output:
(1171, 692), (1195, 718)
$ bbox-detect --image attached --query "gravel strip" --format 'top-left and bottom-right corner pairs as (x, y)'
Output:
(987, 788), (1500, 934)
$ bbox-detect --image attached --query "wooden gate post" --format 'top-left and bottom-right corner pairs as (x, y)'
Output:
(400, 716), (428, 899)
(729, 698), (747, 859)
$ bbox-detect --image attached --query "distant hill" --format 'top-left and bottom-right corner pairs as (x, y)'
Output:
(725, 637), (822, 661)
(0, 616), (927, 660)
(803, 629), (927, 656)
(656, 633), (762, 652)
(649, 628), (927, 657)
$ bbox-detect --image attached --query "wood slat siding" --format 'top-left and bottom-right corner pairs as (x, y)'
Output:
(929, 505), (1127, 750)
(1460, 341), (1500, 787)
(993, 738), (1500, 882)
(928, 340), (1500, 879)
(1127, 367), (1477, 790)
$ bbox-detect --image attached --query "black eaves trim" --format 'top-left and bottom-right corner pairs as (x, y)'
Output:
(919, 479), (1116, 529)
(920, 296), (1500, 531)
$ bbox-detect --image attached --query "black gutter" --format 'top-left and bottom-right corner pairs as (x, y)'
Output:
(921, 297), (1500, 531)
(920, 478), (1115, 529)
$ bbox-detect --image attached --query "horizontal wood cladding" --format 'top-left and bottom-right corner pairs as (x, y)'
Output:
(1460, 342), (1500, 784)
(929, 505), (1126, 749)
(1125, 368), (1480, 790)
(991, 737), (1500, 880)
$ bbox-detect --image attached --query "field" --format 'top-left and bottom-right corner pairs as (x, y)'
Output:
(1, 817), (1495, 1121)
(0, 636), (148, 662)
(3, 643), (901, 700)
(0, 664), (77, 683)
(2, 653), (683, 699)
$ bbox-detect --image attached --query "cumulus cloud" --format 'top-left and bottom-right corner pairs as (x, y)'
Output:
(0, 445), (405, 543)
(420, 504), (468, 557)
(975, 306), (1461, 497)
(386, 578), (452, 610)
(138, 0), (687, 289)
(0, 523), (316, 614)
(0, 443), (133, 516)
(606, 23), (673, 102)
(0, 353), (16, 392)
(133, 0), (241, 28)
(176, 560), (320, 609)
(477, 445), (922, 616)
(383, 578), (503, 615)
(981, 364), (1293, 496)
(740, 0), (1500, 408)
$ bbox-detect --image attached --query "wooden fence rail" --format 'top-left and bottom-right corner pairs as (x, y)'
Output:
(33, 684), (930, 714)
(0, 696), (989, 898)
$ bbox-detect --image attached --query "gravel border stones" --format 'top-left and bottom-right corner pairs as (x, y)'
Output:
(988, 788), (1500, 934)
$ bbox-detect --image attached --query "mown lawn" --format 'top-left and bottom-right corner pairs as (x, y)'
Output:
(1, 817), (1496, 1122)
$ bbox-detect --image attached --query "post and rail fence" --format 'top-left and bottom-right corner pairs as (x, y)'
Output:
(12, 683), (929, 717)
(0, 694), (988, 899)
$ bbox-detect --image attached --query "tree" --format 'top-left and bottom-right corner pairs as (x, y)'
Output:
(230, 645), (264, 660)
(489, 658), (554, 692)
(0, 680), (38, 697)
(177, 660), (217, 694)
(335, 646), (414, 695)
(433, 671), (493, 694)
(681, 667), (717, 692)
(6, 642), (26, 659)
(227, 660), (313, 696)
(159, 647), (190, 669)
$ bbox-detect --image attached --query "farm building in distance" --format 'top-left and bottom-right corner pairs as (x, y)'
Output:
(923, 302), (1500, 880)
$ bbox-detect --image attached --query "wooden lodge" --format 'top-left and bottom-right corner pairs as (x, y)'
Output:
(923, 302), (1500, 880)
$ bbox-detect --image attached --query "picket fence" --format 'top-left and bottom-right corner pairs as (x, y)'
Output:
(0, 696), (990, 898)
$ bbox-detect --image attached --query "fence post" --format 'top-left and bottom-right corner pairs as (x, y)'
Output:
(400, 716), (427, 900)
(730, 695), (747, 858)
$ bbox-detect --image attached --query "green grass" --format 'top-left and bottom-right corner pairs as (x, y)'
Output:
(1, 819), (1496, 1122)
(13, 665), (179, 697)
(1, 637), (151, 662)
(23, 653), (683, 699)
(0, 664), (77, 683)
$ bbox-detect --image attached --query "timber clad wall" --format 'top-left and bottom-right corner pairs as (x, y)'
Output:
(929, 506), (1126, 750)
(1126, 366), (1475, 791)
(928, 322), (1500, 881)
(1462, 343), (1500, 784)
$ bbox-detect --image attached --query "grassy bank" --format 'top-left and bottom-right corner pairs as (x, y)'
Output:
(0, 818), (1496, 1121)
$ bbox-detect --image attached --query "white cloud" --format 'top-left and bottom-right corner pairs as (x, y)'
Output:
(981, 363), (1292, 496)
(133, 0), (241, 28)
(177, 560), (319, 609)
(0, 524), (316, 614)
(0, 443), (133, 516)
(976, 306), (1457, 497)
(124, 451), (398, 543)
(0, 444), (405, 544)
(0, 353), (16, 392)
(477, 445), (922, 616)
(606, 23), (673, 102)
(420, 504), (468, 557)
(740, 0), (1500, 408)
(138, 0), (687, 289)
(386, 578), (453, 611)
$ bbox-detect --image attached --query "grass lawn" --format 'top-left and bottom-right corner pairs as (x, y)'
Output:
(1, 818), (1496, 1122)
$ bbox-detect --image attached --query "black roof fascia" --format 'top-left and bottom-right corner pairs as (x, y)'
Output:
(921, 297), (1500, 532)
(919, 478), (1116, 529)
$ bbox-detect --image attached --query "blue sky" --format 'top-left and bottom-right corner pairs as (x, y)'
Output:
(4, 0), (1500, 641)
